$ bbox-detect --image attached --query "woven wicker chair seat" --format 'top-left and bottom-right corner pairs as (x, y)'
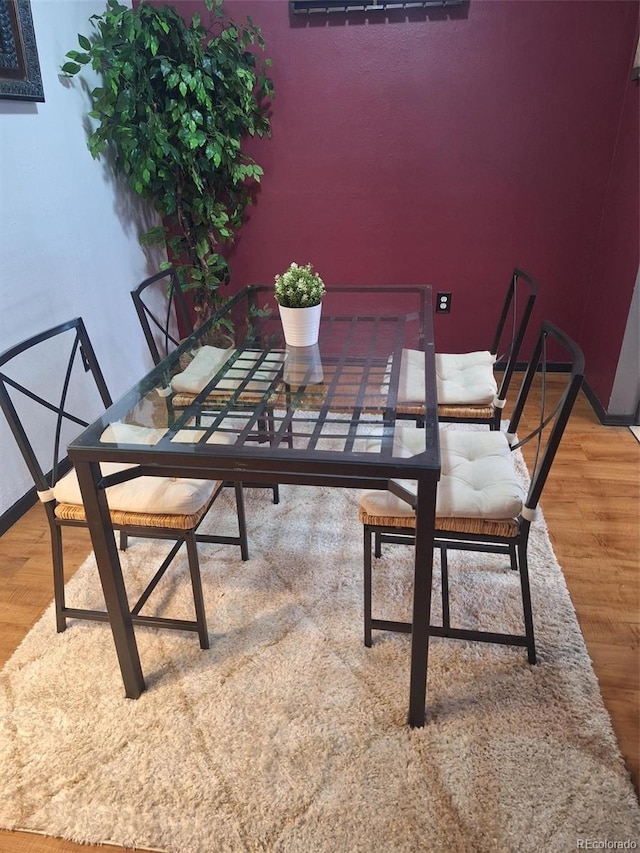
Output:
(383, 348), (499, 413)
(396, 401), (496, 419)
(172, 389), (276, 409)
(55, 498), (212, 532)
(357, 504), (519, 538)
(437, 402), (496, 420)
(171, 346), (286, 410)
(359, 427), (524, 540)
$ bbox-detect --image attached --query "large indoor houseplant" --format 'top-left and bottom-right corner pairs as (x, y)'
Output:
(62, 0), (274, 327)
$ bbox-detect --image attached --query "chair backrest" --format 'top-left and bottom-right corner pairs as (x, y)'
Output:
(131, 267), (194, 365)
(491, 267), (538, 404)
(0, 317), (112, 494)
(506, 320), (584, 515)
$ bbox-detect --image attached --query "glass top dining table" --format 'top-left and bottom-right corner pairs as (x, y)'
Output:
(68, 284), (441, 727)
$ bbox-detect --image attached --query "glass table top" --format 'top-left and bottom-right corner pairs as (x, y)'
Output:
(69, 285), (440, 477)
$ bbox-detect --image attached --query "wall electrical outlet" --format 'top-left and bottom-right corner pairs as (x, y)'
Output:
(436, 292), (452, 313)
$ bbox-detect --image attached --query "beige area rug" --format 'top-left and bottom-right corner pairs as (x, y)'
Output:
(1, 466), (639, 851)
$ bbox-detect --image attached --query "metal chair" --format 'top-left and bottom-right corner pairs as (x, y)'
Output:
(0, 317), (250, 645)
(131, 267), (193, 365)
(131, 268), (281, 502)
(395, 267), (538, 429)
(359, 320), (584, 662)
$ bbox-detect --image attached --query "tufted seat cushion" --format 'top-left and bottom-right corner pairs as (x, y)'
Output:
(171, 346), (285, 396)
(52, 422), (230, 517)
(358, 427), (525, 526)
(54, 464), (217, 516)
(384, 349), (498, 407)
(383, 349), (425, 406)
(436, 351), (497, 405)
(171, 345), (234, 394)
(437, 429), (524, 517)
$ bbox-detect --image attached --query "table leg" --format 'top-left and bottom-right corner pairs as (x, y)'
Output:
(408, 476), (437, 727)
(75, 459), (145, 698)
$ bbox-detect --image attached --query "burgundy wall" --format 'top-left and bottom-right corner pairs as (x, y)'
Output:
(175, 0), (639, 412)
(579, 48), (639, 409)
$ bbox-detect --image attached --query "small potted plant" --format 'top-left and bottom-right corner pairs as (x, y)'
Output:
(274, 262), (326, 347)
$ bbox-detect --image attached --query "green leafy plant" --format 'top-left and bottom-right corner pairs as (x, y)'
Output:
(274, 263), (326, 309)
(62, 0), (273, 325)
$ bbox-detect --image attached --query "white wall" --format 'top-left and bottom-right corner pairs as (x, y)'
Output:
(609, 267), (640, 420)
(0, 0), (162, 517)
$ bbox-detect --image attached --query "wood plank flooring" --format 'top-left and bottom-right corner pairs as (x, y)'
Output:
(0, 384), (638, 851)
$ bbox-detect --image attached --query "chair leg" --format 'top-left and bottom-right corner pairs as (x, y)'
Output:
(517, 542), (537, 664)
(184, 531), (209, 650)
(256, 414), (268, 443)
(119, 530), (128, 551)
(51, 524), (66, 633)
(263, 409), (282, 501)
(440, 545), (450, 629)
(235, 482), (249, 561)
(374, 531), (382, 559)
(490, 404), (503, 430)
(363, 525), (373, 648)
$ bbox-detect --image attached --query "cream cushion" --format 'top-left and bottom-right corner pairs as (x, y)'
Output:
(171, 346), (234, 394)
(53, 422), (231, 516)
(171, 347), (285, 395)
(436, 351), (497, 405)
(101, 422), (167, 445)
(359, 427), (525, 521)
(384, 349), (497, 406)
(383, 349), (426, 405)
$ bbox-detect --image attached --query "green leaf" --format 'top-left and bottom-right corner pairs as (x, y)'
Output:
(139, 225), (167, 246)
(61, 0), (273, 321)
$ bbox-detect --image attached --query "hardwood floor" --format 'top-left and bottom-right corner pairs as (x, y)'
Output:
(0, 384), (638, 851)
(515, 389), (639, 798)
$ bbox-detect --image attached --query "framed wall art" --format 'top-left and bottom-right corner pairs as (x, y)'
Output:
(0, 0), (44, 102)
(289, 0), (463, 13)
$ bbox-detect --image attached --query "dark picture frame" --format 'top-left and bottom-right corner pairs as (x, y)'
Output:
(289, 0), (463, 13)
(0, 0), (44, 102)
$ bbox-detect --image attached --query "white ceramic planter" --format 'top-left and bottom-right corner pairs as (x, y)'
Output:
(278, 302), (322, 347)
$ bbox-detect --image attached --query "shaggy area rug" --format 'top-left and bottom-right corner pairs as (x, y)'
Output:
(1, 469), (639, 851)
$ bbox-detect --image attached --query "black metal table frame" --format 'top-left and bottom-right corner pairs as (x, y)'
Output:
(68, 285), (440, 727)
